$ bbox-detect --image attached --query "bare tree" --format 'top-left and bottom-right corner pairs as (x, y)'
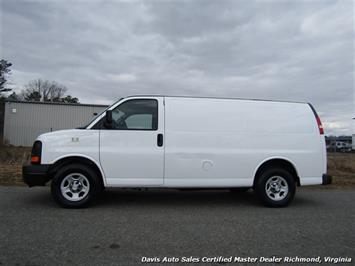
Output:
(22, 79), (67, 102)
(0, 59), (12, 98)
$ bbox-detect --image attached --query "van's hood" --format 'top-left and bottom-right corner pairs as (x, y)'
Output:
(35, 129), (100, 165)
(36, 129), (99, 148)
(37, 129), (84, 141)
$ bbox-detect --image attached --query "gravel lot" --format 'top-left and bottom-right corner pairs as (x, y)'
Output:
(0, 187), (354, 266)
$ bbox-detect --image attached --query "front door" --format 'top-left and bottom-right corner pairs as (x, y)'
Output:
(99, 97), (164, 186)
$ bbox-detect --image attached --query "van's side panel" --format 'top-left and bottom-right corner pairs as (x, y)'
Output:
(164, 97), (323, 187)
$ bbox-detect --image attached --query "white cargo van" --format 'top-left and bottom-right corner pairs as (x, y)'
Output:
(23, 96), (331, 208)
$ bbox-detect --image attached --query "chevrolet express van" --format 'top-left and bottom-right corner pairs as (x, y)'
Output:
(23, 96), (332, 208)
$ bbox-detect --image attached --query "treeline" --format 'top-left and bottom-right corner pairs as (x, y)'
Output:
(0, 59), (79, 104)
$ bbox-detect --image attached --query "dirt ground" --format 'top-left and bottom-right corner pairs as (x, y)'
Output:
(0, 146), (354, 188)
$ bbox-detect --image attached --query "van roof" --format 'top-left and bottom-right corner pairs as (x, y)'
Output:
(125, 95), (308, 105)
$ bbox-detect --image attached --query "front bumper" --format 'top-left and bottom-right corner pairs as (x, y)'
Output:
(22, 164), (51, 187)
(322, 174), (332, 185)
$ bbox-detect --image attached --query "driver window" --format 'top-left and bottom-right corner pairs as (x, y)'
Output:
(111, 99), (158, 130)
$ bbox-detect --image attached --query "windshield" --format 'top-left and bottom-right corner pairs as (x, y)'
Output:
(77, 98), (123, 129)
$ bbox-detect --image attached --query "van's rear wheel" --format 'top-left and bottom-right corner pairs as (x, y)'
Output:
(51, 164), (101, 208)
(255, 168), (296, 207)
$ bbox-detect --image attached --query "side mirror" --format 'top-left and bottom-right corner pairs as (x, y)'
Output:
(104, 110), (113, 128)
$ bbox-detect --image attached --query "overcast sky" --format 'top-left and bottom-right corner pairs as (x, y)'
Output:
(1, 0), (354, 135)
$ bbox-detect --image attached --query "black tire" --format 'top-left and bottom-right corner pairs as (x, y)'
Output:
(51, 163), (102, 208)
(254, 168), (296, 207)
(230, 187), (250, 193)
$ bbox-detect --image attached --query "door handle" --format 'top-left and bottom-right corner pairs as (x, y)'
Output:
(157, 134), (163, 147)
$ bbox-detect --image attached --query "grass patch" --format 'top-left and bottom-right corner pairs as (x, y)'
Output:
(0, 146), (31, 186)
(326, 152), (355, 189)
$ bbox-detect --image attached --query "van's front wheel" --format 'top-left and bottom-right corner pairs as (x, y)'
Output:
(255, 168), (296, 207)
(51, 164), (101, 208)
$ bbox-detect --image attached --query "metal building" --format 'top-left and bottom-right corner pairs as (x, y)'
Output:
(2, 101), (107, 146)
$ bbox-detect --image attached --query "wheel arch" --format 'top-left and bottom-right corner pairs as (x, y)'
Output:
(253, 157), (300, 188)
(48, 155), (106, 187)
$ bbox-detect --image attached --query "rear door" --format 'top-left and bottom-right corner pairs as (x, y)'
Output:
(99, 97), (164, 186)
